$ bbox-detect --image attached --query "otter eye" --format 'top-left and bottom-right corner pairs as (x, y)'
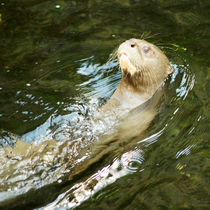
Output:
(131, 43), (135, 48)
(142, 45), (150, 53)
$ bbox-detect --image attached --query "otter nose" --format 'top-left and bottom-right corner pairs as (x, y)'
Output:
(119, 50), (128, 56)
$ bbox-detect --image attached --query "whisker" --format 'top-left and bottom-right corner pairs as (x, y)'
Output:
(106, 47), (119, 64)
(138, 32), (160, 40)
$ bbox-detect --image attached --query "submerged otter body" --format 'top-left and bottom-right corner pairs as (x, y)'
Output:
(102, 38), (173, 113)
(69, 38), (174, 179)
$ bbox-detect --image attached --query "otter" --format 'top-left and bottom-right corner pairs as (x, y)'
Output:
(69, 38), (174, 180)
(0, 39), (174, 208)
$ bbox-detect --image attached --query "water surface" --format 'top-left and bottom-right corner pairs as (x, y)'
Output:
(0, 0), (209, 209)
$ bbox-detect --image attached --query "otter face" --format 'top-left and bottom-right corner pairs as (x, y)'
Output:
(118, 39), (173, 81)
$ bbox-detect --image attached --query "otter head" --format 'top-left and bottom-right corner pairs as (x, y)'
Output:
(118, 38), (174, 91)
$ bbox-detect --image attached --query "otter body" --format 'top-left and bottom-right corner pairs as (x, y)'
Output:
(0, 39), (174, 207)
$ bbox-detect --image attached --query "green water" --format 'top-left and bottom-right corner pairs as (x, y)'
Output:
(0, 0), (209, 209)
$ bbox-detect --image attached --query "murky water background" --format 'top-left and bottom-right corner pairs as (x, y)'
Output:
(0, 0), (209, 209)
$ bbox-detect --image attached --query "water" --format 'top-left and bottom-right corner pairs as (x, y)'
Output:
(0, 0), (209, 209)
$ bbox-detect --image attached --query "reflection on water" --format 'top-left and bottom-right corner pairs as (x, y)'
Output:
(0, 0), (209, 209)
(46, 149), (144, 209)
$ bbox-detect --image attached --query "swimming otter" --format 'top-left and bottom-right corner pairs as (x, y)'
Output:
(69, 38), (174, 180)
(0, 39), (174, 208)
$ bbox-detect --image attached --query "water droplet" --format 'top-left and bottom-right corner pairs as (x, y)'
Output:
(26, 83), (31, 87)
(55, 4), (61, 9)
(16, 91), (21, 95)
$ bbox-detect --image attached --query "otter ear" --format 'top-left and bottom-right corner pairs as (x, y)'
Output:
(167, 64), (174, 75)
